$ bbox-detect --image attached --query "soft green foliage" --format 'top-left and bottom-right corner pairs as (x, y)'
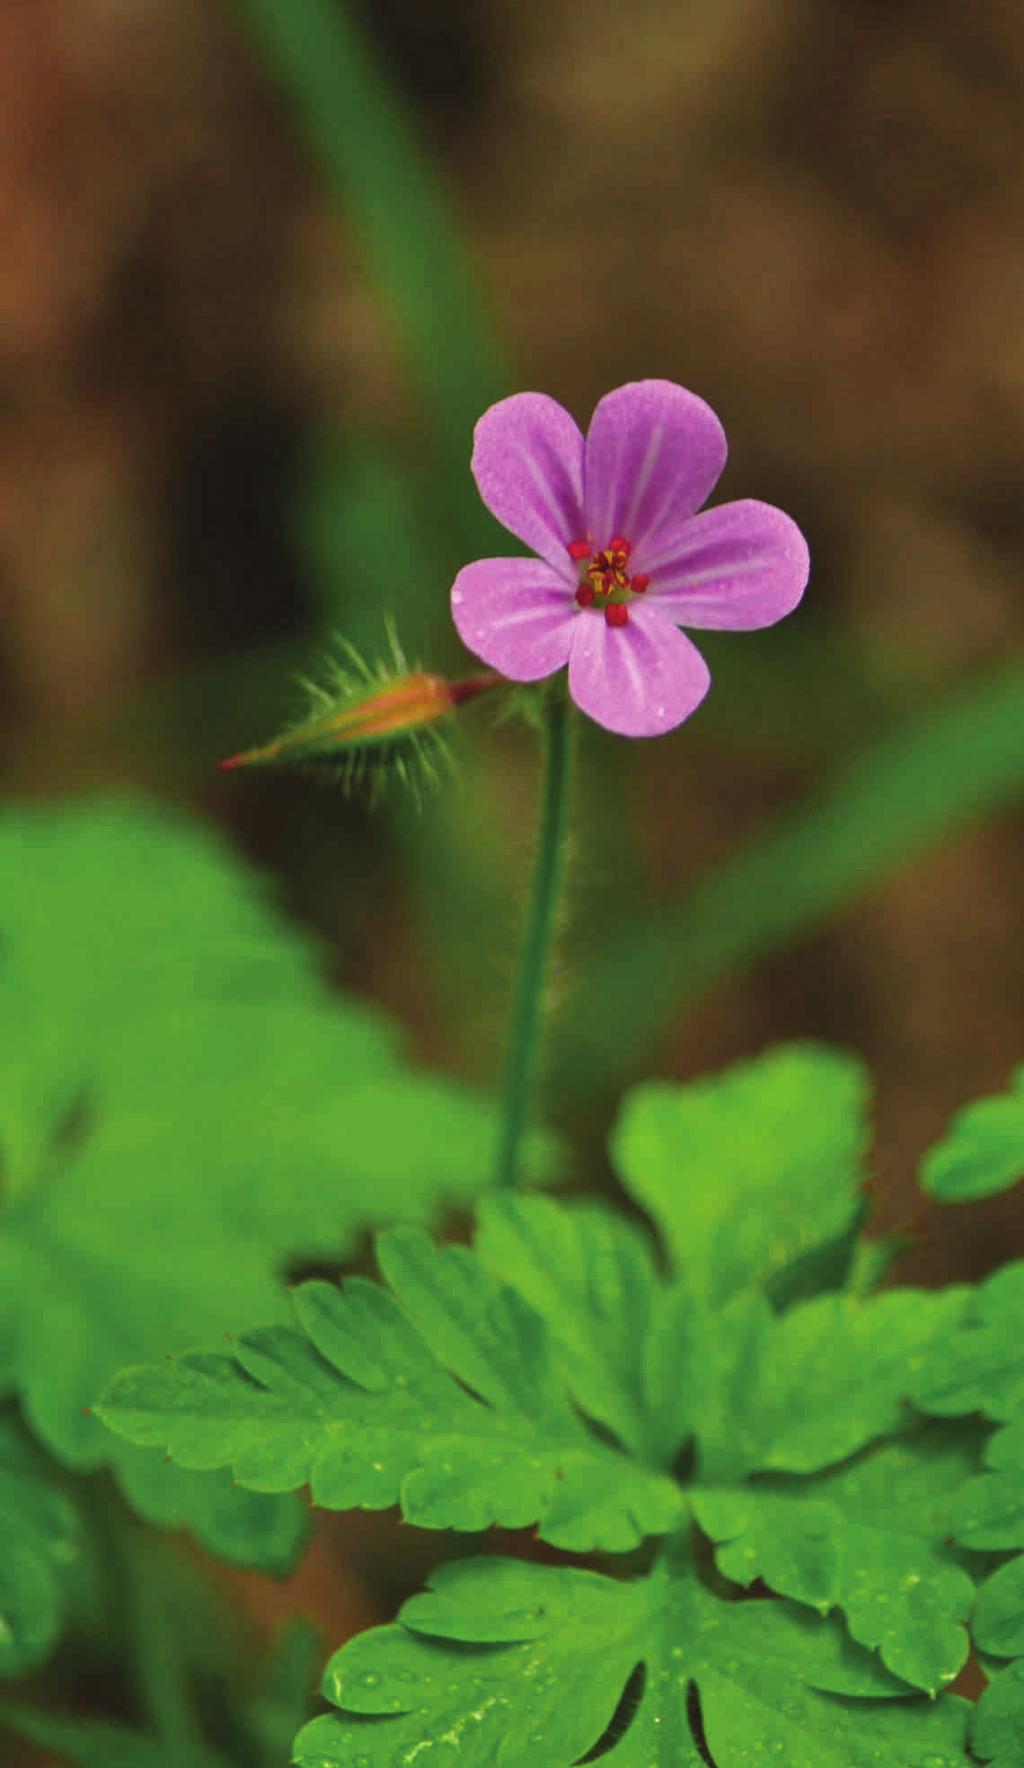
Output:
(914, 1261), (1024, 1763)
(100, 1045), (986, 1729)
(0, 1414), (78, 1677)
(693, 1421), (979, 1691)
(611, 1044), (869, 1305)
(914, 1262), (1024, 1422)
(293, 1546), (969, 1768)
(99, 1223), (683, 1552)
(567, 655), (1024, 1100)
(0, 797), (548, 1567)
(971, 1659), (1024, 1766)
(88, 1038), (1019, 1756)
(922, 1064), (1024, 1201)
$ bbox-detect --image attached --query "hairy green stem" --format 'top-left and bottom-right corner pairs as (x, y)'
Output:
(495, 693), (572, 1189)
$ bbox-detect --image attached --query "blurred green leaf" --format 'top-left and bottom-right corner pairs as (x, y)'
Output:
(971, 1658), (1024, 1767)
(0, 795), (549, 1565)
(229, 0), (507, 560)
(922, 1064), (1024, 1202)
(566, 655), (1024, 1100)
(914, 1263), (1024, 1422)
(0, 1412), (79, 1677)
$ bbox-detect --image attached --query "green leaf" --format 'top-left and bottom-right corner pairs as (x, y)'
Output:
(611, 1045), (870, 1306)
(0, 1412), (79, 1677)
(922, 1065), (1024, 1201)
(113, 1445), (307, 1574)
(0, 796), (544, 1566)
(474, 1193), (695, 1463)
(971, 1658), (1024, 1766)
(694, 1286), (962, 1483)
(694, 1421), (980, 1692)
(97, 1224), (683, 1553)
(974, 1557), (1024, 1659)
(914, 1263), (1024, 1421)
(293, 1544), (969, 1768)
(99, 1189), (973, 1696)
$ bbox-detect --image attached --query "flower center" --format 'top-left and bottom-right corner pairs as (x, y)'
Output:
(567, 535), (649, 626)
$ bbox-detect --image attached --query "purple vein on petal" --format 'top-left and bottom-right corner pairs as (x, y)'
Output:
(645, 500), (810, 629)
(451, 557), (576, 681)
(471, 393), (585, 573)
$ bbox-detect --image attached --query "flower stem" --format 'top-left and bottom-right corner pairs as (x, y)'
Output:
(495, 691), (571, 1189)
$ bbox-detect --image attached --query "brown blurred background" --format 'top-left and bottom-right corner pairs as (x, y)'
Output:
(3, 1), (1024, 1754)
(3, 0), (1024, 1383)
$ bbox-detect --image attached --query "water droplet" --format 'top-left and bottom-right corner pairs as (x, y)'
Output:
(360, 1671), (381, 1687)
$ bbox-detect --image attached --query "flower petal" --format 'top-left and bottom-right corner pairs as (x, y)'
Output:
(471, 394), (585, 574)
(583, 381), (727, 557)
(568, 600), (711, 737)
(451, 558), (576, 681)
(644, 499), (810, 628)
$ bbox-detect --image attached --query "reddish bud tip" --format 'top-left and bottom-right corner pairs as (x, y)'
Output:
(575, 584), (596, 607)
(630, 573), (649, 593)
(609, 534), (631, 557)
(567, 539), (591, 560)
(218, 754), (244, 772)
(605, 602), (629, 627)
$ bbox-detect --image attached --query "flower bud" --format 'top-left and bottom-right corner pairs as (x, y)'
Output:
(219, 636), (501, 801)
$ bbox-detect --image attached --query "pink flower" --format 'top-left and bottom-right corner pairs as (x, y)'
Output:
(449, 380), (810, 737)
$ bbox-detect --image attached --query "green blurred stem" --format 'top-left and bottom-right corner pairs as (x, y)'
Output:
(227, 0), (507, 557)
(96, 1495), (204, 1753)
(495, 694), (572, 1190)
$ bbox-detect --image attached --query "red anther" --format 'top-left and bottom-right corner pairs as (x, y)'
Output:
(567, 539), (591, 560)
(604, 602), (629, 627)
(630, 574), (650, 593)
(576, 583), (596, 607)
(608, 534), (631, 558)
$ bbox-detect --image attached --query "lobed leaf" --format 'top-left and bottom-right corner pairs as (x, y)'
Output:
(922, 1065), (1024, 1202)
(294, 1544), (969, 1768)
(98, 1225), (683, 1553)
(611, 1045), (870, 1306)
(694, 1421), (980, 1692)
(475, 1193), (698, 1463)
(914, 1263), (1024, 1422)
(694, 1285), (963, 1483)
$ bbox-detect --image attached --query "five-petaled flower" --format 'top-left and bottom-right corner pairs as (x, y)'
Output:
(450, 380), (810, 736)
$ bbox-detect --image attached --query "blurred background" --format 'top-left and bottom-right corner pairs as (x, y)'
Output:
(2, 0), (1024, 1737)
